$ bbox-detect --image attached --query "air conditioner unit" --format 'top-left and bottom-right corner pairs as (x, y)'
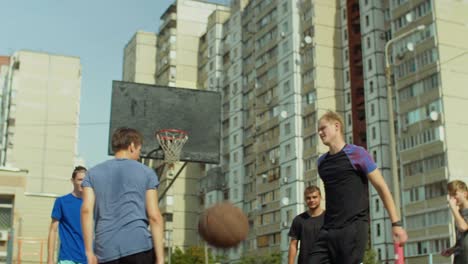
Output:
(0, 230), (8, 241)
(280, 32), (286, 38)
(281, 221), (288, 228)
(283, 177), (288, 184)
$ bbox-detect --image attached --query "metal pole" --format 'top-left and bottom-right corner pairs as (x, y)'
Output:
(384, 25), (426, 219)
(158, 162), (188, 202)
(204, 242), (208, 264)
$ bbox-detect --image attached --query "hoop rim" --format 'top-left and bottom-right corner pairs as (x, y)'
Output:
(155, 128), (188, 140)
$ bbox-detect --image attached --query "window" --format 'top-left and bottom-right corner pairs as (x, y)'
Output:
(285, 144), (291, 157)
(282, 21), (288, 33)
(283, 80), (290, 94)
(365, 15), (369, 27)
(376, 223), (381, 236)
(284, 122), (291, 135)
(371, 103), (375, 116)
(372, 126), (376, 140)
(375, 199), (380, 212)
(368, 58), (373, 71)
(366, 36), (371, 49)
(373, 150), (378, 162)
(283, 60), (289, 74)
(369, 80), (374, 93)
(346, 92), (351, 104)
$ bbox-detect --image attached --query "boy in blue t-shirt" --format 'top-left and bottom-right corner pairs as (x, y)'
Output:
(47, 166), (87, 264)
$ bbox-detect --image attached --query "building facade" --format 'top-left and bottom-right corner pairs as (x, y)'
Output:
(123, 31), (158, 84)
(0, 50), (83, 263)
(133, 0), (468, 263)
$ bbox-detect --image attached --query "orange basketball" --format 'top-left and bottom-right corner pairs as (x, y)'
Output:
(198, 202), (249, 248)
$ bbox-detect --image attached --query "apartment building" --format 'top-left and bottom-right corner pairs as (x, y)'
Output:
(153, 0), (230, 253)
(123, 31), (158, 84)
(389, 0), (468, 263)
(0, 50), (82, 263)
(156, 0), (468, 263)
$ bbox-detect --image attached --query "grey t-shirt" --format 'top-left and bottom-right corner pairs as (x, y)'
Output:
(454, 208), (468, 264)
(82, 158), (159, 262)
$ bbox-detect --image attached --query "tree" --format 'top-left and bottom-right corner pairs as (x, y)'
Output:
(363, 246), (378, 264)
(236, 252), (281, 264)
(170, 246), (223, 264)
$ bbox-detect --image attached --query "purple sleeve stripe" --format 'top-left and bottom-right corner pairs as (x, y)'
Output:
(344, 144), (377, 175)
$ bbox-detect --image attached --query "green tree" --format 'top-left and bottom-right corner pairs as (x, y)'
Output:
(236, 252), (281, 264)
(170, 246), (223, 264)
(363, 246), (379, 264)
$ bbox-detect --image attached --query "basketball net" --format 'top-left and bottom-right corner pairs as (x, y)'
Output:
(156, 129), (188, 175)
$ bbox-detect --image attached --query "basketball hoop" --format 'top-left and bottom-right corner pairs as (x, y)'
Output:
(155, 129), (188, 166)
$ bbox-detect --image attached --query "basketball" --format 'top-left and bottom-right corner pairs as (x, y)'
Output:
(198, 202), (249, 248)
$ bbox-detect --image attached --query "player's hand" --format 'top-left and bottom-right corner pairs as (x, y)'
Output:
(441, 247), (454, 257)
(392, 226), (408, 245)
(448, 195), (458, 210)
(86, 252), (98, 264)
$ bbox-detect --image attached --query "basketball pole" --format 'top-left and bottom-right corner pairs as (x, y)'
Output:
(158, 162), (188, 202)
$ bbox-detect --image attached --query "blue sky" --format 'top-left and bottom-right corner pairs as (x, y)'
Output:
(0, 0), (229, 166)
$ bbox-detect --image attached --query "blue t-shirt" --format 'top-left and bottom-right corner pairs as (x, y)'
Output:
(82, 159), (159, 262)
(51, 193), (86, 263)
(317, 144), (377, 229)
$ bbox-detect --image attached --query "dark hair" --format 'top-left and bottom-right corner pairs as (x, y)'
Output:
(72, 166), (87, 179)
(111, 127), (143, 152)
(304, 185), (321, 196)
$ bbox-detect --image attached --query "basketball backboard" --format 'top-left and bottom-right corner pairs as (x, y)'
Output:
(109, 81), (221, 164)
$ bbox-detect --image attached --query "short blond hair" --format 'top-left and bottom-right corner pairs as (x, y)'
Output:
(448, 180), (468, 197)
(319, 111), (344, 135)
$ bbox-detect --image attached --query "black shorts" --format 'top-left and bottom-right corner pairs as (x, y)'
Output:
(101, 249), (156, 264)
(308, 221), (369, 264)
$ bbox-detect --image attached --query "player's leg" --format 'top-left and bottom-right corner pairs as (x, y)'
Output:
(330, 221), (368, 264)
(308, 229), (332, 264)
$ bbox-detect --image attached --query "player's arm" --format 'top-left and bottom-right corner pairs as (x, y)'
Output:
(47, 219), (59, 264)
(368, 168), (408, 245)
(288, 238), (299, 264)
(146, 189), (164, 264)
(81, 187), (97, 264)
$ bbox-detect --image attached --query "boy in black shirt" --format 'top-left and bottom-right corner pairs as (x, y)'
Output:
(308, 111), (407, 264)
(288, 186), (325, 264)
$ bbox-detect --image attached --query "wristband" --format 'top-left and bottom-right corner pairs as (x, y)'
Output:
(392, 220), (402, 227)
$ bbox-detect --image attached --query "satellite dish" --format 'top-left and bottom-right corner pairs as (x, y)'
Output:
(304, 35), (313, 44)
(405, 12), (413, 22)
(281, 197), (290, 206)
(429, 111), (439, 121)
(281, 110), (288, 118)
(406, 42), (415, 52)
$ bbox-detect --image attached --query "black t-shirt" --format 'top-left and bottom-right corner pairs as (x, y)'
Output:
(318, 144), (377, 229)
(288, 211), (324, 263)
(454, 208), (468, 263)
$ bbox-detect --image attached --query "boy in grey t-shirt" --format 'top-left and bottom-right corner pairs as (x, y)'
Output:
(81, 127), (164, 264)
(442, 180), (468, 264)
